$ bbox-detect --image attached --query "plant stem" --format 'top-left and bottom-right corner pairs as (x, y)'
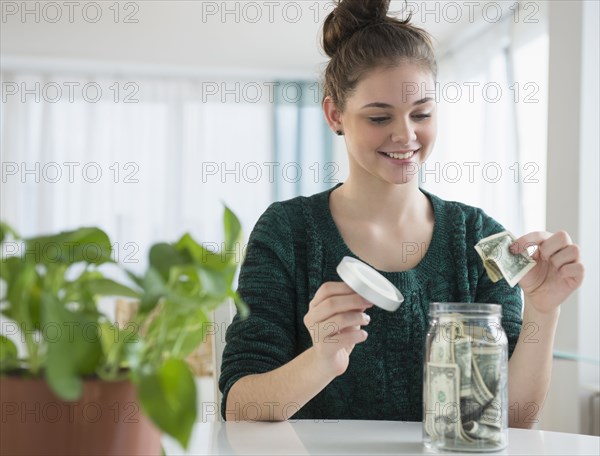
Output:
(24, 330), (40, 374)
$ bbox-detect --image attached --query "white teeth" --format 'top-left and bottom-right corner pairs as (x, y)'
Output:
(383, 150), (415, 159)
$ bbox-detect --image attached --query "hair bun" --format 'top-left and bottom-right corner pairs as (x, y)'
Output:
(322, 0), (392, 58)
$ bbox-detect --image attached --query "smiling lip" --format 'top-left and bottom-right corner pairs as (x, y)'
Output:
(378, 149), (420, 160)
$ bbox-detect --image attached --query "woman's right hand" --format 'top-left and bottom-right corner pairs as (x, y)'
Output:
(303, 282), (372, 377)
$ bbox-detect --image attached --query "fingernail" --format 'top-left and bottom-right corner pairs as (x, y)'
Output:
(363, 313), (371, 323)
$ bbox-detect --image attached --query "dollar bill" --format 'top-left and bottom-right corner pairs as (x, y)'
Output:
(475, 231), (536, 287)
(454, 337), (472, 398)
(471, 356), (495, 405)
(462, 421), (503, 444)
(427, 363), (461, 439)
(479, 389), (503, 429)
(426, 332), (453, 439)
(460, 357), (495, 425)
(473, 343), (503, 395)
(439, 314), (466, 339)
(429, 328), (455, 364)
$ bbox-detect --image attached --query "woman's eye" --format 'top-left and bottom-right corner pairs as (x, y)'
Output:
(369, 117), (390, 124)
(413, 113), (432, 120)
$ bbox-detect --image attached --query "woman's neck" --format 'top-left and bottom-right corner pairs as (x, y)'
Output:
(332, 176), (429, 227)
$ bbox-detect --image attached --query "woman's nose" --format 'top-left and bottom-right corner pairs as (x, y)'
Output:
(391, 120), (416, 145)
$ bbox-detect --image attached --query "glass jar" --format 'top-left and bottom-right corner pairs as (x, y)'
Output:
(423, 303), (508, 452)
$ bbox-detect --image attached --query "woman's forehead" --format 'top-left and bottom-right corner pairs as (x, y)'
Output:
(350, 64), (436, 106)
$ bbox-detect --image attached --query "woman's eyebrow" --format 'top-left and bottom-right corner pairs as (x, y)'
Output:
(413, 97), (434, 105)
(360, 97), (434, 109)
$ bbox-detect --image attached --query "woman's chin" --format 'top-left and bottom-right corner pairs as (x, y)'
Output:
(380, 167), (422, 185)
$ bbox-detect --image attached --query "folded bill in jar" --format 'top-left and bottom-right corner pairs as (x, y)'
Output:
(474, 231), (536, 288)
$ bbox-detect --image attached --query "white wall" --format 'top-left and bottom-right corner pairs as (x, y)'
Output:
(539, 0), (600, 436)
(577, 0), (600, 436)
(1, 1), (511, 77)
(1, 0), (323, 76)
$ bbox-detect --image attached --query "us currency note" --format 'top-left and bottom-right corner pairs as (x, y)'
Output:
(475, 231), (536, 287)
(479, 389), (504, 430)
(430, 333), (455, 364)
(427, 363), (462, 439)
(462, 421), (503, 443)
(460, 357), (495, 424)
(426, 327), (455, 438)
(473, 343), (503, 395)
(454, 337), (472, 398)
(471, 356), (495, 406)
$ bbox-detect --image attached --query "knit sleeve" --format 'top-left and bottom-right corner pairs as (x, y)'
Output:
(218, 202), (298, 420)
(472, 209), (523, 359)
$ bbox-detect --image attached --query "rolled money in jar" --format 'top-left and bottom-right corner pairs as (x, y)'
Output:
(423, 303), (508, 452)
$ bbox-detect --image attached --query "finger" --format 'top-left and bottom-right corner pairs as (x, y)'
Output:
(310, 294), (372, 323)
(558, 262), (585, 283)
(510, 231), (573, 258)
(336, 312), (370, 331)
(310, 281), (359, 309)
(537, 231), (573, 261)
(339, 324), (361, 334)
(549, 244), (580, 270)
(323, 328), (368, 347)
(315, 311), (370, 341)
(510, 231), (553, 254)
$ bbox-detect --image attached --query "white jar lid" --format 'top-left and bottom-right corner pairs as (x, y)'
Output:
(336, 256), (404, 312)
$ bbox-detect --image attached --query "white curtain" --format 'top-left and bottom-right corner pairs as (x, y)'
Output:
(1, 73), (275, 273)
(426, 5), (549, 236)
(0, 71), (335, 277)
(272, 81), (335, 201)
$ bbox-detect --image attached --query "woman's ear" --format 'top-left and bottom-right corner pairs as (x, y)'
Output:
(322, 96), (343, 134)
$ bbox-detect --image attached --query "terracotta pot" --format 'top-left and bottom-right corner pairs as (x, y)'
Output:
(0, 376), (162, 456)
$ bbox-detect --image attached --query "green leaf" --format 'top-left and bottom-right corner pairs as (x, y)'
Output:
(167, 265), (200, 298)
(79, 278), (141, 299)
(144, 305), (208, 359)
(149, 243), (189, 281)
(43, 292), (103, 400)
(125, 269), (144, 288)
(172, 307), (209, 357)
(0, 222), (19, 243)
(140, 268), (167, 313)
(0, 256), (19, 282)
(25, 227), (113, 265)
(122, 338), (145, 377)
(223, 205), (242, 251)
(5, 262), (38, 329)
(197, 268), (229, 298)
(98, 321), (120, 358)
(175, 233), (226, 271)
(137, 359), (197, 448)
(0, 335), (19, 372)
(231, 291), (249, 320)
(99, 321), (141, 374)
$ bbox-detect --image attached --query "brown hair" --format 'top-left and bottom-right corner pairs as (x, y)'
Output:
(321, 0), (437, 112)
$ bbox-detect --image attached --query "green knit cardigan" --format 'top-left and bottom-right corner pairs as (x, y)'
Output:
(219, 183), (523, 421)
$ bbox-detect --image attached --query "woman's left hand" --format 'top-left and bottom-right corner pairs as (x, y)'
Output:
(510, 231), (584, 314)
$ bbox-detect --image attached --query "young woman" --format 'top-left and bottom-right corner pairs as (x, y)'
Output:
(219, 0), (584, 426)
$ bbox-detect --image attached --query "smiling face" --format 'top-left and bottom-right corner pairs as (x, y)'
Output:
(326, 62), (438, 186)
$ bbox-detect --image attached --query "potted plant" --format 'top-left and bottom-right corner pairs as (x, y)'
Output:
(0, 208), (247, 455)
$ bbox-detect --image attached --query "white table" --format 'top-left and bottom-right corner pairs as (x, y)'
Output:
(162, 420), (600, 455)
